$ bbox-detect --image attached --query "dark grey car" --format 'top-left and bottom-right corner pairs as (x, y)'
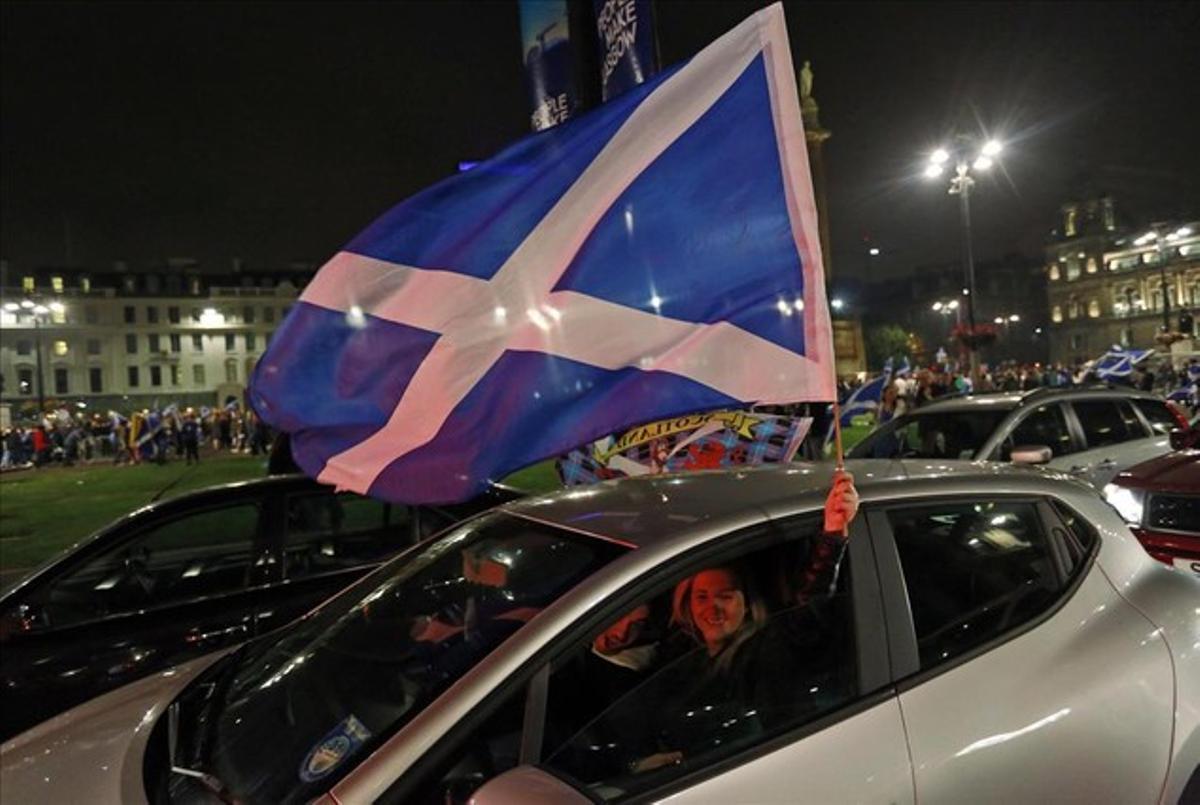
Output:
(0, 474), (520, 739)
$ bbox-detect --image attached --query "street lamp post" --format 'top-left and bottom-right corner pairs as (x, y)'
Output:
(924, 137), (1003, 383)
(5, 298), (62, 415)
(1135, 224), (1193, 334)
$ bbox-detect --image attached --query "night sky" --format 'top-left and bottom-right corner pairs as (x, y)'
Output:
(3, 1), (1198, 287)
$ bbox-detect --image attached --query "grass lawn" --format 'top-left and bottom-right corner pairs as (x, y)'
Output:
(0, 419), (877, 582)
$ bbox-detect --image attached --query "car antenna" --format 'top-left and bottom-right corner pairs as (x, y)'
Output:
(150, 466), (195, 503)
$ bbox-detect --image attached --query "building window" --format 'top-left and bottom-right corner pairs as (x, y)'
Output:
(1070, 333), (1086, 351)
(124, 305), (136, 324)
(128, 366), (140, 387)
(225, 333), (236, 352)
(87, 338), (101, 355)
(146, 275), (161, 294)
(191, 307), (201, 323)
(190, 277), (202, 295)
(1086, 257), (1097, 274)
(51, 276), (64, 293)
(168, 306), (180, 324)
(22, 276), (35, 292)
(170, 333), (181, 352)
(54, 369), (68, 394)
(147, 306), (159, 324)
(169, 365), (180, 386)
(123, 276), (136, 292)
(264, 306), (275, 323)
(1048, 263), (1060, 281)
(50, 306), (66, 324)
(126, 333), (138, 354)
(193, 364), (206, 386)
(80, 276), (91, 293)
(224, 359), (237, 383)
(85, 306), (98, 324)
(149, 334), (161, 352)
(89, 367), (103, 393)
(18, 368), (33, 395)
(1087, 299), (1101, 318)
(53, 340), (69, 357)
(243, 305), (255, 324)
(17, 340), (32, 356)
(1065, 258), (1081, 281)
(245, 333), (257, 351)
(1067, 299), (1080, 319)
(150, 365), (162, 387)
(192, 333), (203, 351)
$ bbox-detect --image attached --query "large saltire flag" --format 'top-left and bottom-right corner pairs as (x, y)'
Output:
(250, 3), (834, 503)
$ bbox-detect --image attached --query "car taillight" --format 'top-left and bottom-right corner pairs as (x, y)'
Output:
(1165, 400), (1192, 432)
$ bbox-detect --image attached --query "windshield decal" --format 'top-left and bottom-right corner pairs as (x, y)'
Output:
(298, 714), (372, 783)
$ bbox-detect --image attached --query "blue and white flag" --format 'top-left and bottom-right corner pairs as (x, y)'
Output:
(251, 4), (834, 504)
(1093, 348), (1153, 380)
(828, 358), (893, 441)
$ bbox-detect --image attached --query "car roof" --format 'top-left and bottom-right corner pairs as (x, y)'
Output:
(503, 459), (1087, 549)
(910, 384), (1160, 414)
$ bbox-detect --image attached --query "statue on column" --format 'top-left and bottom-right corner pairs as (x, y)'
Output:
(800, 60), (814, 101)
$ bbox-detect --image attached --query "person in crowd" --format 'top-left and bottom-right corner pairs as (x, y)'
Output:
(181, 413), (201, 465)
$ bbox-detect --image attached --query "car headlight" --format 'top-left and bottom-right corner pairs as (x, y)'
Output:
(1103, 483), (1144, 526)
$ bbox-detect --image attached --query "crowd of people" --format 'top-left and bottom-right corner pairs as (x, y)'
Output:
(0, 404), (275, 471)
(839, 357), (1200, 422)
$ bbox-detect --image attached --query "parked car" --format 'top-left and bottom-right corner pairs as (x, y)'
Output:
(2, 461), (1197, 804)
(1104, 448), (1199, 577)
(0, 474), (521, 739)
(849, 385), (1190, 488)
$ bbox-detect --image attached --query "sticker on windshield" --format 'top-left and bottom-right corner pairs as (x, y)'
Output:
(299, 714), (373, 783)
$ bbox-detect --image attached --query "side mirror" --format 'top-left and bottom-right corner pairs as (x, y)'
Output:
(470, 766), (591, 805)
(1168, 428), (1190, 451)
(1010, 445), (1052, 465)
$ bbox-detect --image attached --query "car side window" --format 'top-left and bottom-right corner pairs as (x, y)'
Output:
(1116, 401), (1148, 439)
(1134, 399), (1181, 435)
(1071, 400), (1133, 448)
(1006, 404), (1073, 458)
(30, 503), (262, 629)
(1049, 501), (1099, 570)
(886, 500), (1063, 670)
(536, 520), (857, 801)
(283, 492), (412, 580)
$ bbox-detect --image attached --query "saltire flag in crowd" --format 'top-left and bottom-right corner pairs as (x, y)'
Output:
(825, 358), (893, 443)
(250, 3), (834, 503)
(557, 410), (813, 485)
(1092, 348), (1153, 380)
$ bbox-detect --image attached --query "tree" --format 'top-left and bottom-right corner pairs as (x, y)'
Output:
(865, 324), (910, 369)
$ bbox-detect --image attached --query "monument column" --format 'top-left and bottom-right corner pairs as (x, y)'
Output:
(799, 61), (865, 376)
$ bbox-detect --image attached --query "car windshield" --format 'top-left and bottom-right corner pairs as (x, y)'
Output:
(167, 511), (628, 804)
(847, 408), (1012, 460)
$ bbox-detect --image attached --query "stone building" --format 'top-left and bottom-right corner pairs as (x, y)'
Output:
(0, 259), (313, 416)
(1044, 197), (1200, 366)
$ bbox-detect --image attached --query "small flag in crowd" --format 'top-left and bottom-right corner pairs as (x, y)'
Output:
(1092, 348), (1153, 380)
(250, 4), (835, 503)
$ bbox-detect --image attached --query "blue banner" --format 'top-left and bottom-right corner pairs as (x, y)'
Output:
(519, 0), (582, 130)
(593, 0), (659, 102)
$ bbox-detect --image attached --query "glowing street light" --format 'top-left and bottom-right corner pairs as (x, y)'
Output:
(921, 133), (1007, 382)
(831, 298), (845, 311)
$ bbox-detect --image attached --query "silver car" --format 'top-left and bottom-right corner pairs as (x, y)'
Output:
(2, 461), (1198, 804)
(849, 386), (1185, 488)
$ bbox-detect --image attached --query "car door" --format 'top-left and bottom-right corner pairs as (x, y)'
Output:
(0, 495), (275, 738)
(1062, 398), (1169, 487)
(994, 402), (1078, 464)
(378, 513), (913, 805)
(866, 495), (1174, 804)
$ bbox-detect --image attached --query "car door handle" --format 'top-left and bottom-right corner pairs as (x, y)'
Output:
(1068, 465), (1089, 474)
(1096, 458), (1117, 468)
